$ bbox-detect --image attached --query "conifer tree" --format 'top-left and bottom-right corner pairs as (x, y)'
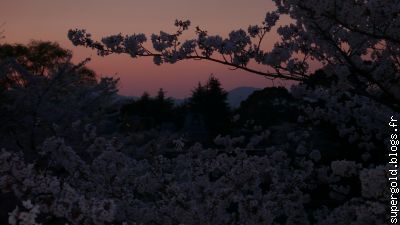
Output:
(188, 75), (231, 136)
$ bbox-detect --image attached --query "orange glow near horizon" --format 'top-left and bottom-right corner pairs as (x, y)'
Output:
(0, 0), (293, 98)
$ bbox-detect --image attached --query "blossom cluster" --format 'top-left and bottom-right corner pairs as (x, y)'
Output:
(0, 116), (390, 224)
(291, 83), (399, 154)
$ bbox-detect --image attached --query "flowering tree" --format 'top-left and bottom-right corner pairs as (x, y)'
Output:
(1, 120), (393, 225)
(0, 1), (398, 225)
(64, 2), (400, 223)
(68, 0), (399, 109)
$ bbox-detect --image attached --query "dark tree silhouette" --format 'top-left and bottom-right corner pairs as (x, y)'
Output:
(188, 75), (232, 137)
(237, 86), (298, 127)
(120, 89), (176, 131)
(0, 41), (74, 76)
(0, 41), (118, 153)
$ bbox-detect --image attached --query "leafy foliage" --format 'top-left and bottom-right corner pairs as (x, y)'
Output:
(0, 41), (74, 76)
(0, 41), (119, 154)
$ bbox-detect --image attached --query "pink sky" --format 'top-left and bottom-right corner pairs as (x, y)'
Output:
(1, 0), (291, 98)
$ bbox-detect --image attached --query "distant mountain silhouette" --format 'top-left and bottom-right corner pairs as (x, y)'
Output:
(111, 95), (137, 104)
(227, 87), (261, 108)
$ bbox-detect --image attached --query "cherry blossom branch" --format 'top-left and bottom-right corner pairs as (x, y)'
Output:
(68, 15), (307, 82)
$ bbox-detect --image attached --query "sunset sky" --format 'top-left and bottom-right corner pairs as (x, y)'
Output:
(0, 0), (291, 98)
